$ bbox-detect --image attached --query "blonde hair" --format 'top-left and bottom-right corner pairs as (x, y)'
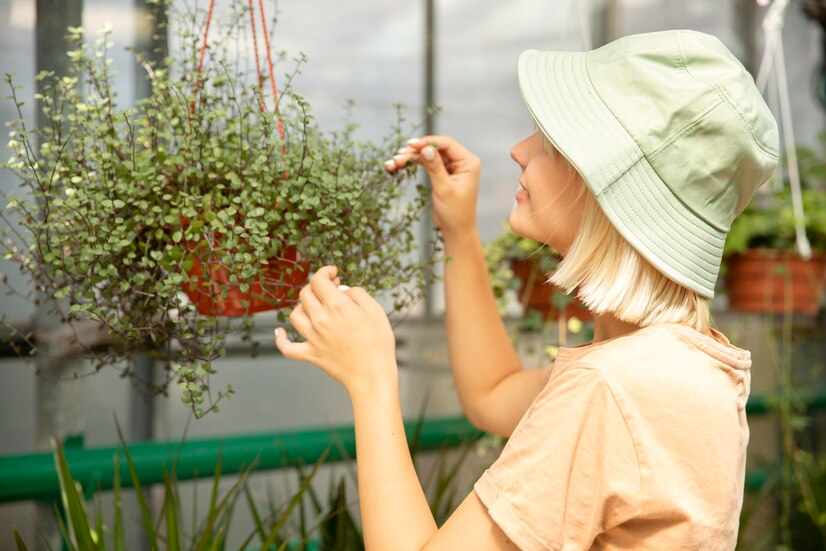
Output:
(538, 134), (711, 332)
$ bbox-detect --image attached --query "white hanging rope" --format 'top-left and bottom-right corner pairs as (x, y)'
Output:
(755, 0), (812, 259)
(755, 0), (781, 91)
(767, 49), (784, 191)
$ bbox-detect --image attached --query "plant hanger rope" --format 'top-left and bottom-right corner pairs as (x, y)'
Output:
(255, 0), (285, 141)
(193, 0), (287, 162)
(756, 0), (812, 259)
(182, 0), (299, 320)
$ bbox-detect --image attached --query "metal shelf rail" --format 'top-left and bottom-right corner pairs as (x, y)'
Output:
(0, 385), (824, 503)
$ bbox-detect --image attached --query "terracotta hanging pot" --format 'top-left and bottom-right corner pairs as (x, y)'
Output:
(510, 258), (592, 321)
(180, 217), (310, 317)
(182, 242), (309, 317)
(724, 249), (826, 314)
(179, 1), (307, 317)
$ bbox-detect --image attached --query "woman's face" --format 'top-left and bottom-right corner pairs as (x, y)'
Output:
(507, 132), (586, 254)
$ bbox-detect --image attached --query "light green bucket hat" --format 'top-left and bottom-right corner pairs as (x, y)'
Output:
(518, 29), (779, 298)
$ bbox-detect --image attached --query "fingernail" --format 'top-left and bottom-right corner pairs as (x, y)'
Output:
(422, 146), (436, 161)
(397, 147), (411, 154)
(274, 327), (280, 338)
(384, 160), (395, 168)
(393, 154), (406, 162)
(407, 138), (422, 145)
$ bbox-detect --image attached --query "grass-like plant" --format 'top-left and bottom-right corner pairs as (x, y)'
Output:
(10, 426), (328, 551)
(0, 1), (441, 416)
(9, 414), (488, 550)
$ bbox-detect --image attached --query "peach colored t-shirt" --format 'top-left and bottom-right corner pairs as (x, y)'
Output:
(474, 323), (751, 551)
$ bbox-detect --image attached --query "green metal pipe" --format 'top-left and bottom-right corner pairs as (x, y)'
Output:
(2, 384), (825, 504)
(0, 416), (482, 504)
(744, 384), (826, 415)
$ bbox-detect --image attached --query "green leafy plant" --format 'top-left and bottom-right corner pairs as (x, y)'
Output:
(736, 468), (781, 551)
(483, 221), (592, 348)
(483, 221), (562, 318)
(0, 2), (441, 416)
(732, 300), (826, 549)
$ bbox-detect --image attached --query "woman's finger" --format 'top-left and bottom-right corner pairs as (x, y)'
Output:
(309, 265), (342, 306)
(289, 303), (315, 338)
(385, 149), (420, 172)
(407, 135), (476, 165)
(346, 286), (384, 316)
(417, 144), (450, 184)
(298, 284), (323, 318)
(274, 327), (314, 363)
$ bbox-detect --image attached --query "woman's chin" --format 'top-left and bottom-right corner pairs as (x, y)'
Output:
(507, 211), (532, 239)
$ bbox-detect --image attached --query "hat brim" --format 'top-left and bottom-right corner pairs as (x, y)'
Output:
(517, 49), (725, 298)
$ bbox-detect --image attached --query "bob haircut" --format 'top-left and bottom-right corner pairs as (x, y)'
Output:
(539, 135), (711, 333)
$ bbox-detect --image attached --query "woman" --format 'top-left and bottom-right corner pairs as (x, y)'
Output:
(275, 29), (778, 550)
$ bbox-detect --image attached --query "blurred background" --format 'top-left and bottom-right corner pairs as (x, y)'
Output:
(1, 0), (825, 549)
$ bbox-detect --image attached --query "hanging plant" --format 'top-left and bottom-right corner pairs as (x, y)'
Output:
(0, 1), (441, 417)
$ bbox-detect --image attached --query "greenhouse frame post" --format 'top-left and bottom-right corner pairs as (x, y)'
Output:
(33, 2), (83, 549)
(422, 0), (436, 318)
(129, 0), (168, 446)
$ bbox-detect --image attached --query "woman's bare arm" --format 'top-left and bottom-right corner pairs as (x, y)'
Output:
(390, 136), (551, 437)
(443, 228), (552, 436)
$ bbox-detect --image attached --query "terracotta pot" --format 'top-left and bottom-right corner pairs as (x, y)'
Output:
(724, 249), (826, 314)
(510, 259), (592, 321)
(180, 217), (309, 316)
(182, 242), (309, 317)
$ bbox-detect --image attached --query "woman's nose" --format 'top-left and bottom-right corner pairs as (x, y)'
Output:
(511, 133), (537, 167)
(510, 142), (526, 167)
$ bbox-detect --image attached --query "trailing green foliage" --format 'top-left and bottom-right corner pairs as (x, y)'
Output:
(0, 1), (441, 417)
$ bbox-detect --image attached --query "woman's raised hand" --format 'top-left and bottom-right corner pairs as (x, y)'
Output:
(385, 136), (480, 236)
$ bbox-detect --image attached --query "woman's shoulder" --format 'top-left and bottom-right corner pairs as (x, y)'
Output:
(554, 323), (751, 381)
(551, 323), (751, 402)
(546, 323), (751, 450)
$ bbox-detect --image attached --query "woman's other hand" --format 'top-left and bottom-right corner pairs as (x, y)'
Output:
(385, 136), (480, 236)
(274, 265), (398, 398)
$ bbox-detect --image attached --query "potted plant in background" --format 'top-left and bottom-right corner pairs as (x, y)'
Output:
(720, 138), (826, 548)
(484, 222), (591, 324)
(0, 2), (440, 417)
(723, 138), (826, 314)
(484, 222), (592, 365)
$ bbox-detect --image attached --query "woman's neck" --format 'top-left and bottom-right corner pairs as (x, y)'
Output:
(591, 313), (644, 343)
